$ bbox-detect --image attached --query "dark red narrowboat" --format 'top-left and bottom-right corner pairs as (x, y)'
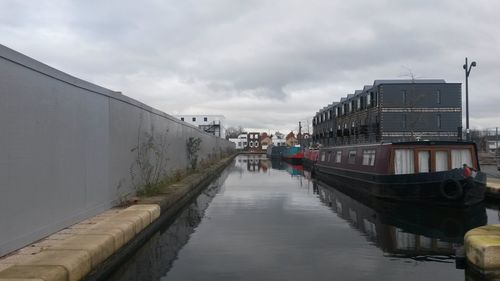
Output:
(303, 148), (319, 170)
(314, 141), (486, 207)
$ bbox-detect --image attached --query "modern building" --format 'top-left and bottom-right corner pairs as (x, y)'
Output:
(175, 115), (226, 138)
(228, 133), (248, 150)
(313, 79), (462, 145)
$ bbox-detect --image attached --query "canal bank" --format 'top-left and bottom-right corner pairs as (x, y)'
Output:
(0, 154), (236, 281)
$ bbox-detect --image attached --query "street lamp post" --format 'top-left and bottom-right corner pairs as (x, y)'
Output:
(463, 57), (477, 141)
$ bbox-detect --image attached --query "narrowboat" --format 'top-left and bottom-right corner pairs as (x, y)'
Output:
(303, 148), (319, 170)
(281, 145), (304, 164)
(266, 145), (286, 159)
(314, 141), (486, 207)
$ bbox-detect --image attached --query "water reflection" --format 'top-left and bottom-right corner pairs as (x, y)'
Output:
(107, 168), (230, 281)
(314, 180), (486, 263)
(106, 155), (489, 281)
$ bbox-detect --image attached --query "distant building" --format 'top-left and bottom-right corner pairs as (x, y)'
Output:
(247, 132), (261, 151)
(286, 131), (298, 146)
(312, 79), (462, 145)
(260, 133), (272, 150)
(272, 132), (286, 147)
(297, 132), (311, 148)
(175, 115), (226, 138)
(228, 133), (248, 150)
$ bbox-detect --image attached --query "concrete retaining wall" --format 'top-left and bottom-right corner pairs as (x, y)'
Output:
(0, 44), (234, 257)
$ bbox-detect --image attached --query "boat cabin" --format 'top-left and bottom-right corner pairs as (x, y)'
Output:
(318, 141), (479, 175)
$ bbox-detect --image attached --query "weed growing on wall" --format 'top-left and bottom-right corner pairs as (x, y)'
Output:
(186, 137), (202, 170)
(130, 128), (170, 194)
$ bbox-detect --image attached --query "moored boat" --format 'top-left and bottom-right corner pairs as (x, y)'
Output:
(281, 145), (304, 164)
(266, 145), (287, 159)
(314, 141), (486, 207)
(303, 148), (319, 170)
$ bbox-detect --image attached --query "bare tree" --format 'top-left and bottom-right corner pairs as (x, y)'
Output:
(400, 68), (426, 140)
(225, 126), (244, 139)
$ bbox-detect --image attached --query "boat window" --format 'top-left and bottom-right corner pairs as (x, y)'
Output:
(396, 228), (416, 250)
(451, 149), (472, 168)
(394, 149), (415, 174)
(362, 150), (376, 166)
(418, 151), (431, 173)
(435, 151), (449, 171)
(348, 151), (357, 164)
(335, 151), (342, 163)
(420, 237), (432, 249)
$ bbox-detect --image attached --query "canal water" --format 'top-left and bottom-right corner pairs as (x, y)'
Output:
(107, 154), (500, 281)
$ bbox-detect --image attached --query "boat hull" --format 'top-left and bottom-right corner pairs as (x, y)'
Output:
(303, 149), (319, 170)
(282, 146), (303, 164)
(266, 146), (286, 159)
(315, 164), (486, 207)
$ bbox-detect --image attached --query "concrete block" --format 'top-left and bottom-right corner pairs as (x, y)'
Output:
(0, 278), (45, 281)
(49, 234), (115, 267)
(82, 226), (126, 249)
(466, 226), (500, 270)
(92, 221), (136, 243)
(127, 204), (161, 221)
(0, 265), (67, 281)
(112, 211), (150, 231)
(24, 250), (91, 281)
(0, 264), (12, 272)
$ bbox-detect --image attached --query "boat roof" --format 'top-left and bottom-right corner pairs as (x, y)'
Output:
(320, 141), (476, 150)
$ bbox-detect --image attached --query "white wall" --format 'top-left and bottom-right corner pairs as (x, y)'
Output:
(0, 44), (234, 256)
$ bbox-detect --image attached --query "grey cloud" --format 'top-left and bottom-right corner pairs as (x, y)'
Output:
(1, 0), (500, 130)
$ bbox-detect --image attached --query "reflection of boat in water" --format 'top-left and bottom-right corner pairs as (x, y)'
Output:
(314, 179), (487, 260)
(269, 158), (304, 177)
(284, 162), (303, 177)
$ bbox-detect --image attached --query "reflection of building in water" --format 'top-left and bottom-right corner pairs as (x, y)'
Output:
(234, 154), (268, 173)
(315, 181), (486, 259)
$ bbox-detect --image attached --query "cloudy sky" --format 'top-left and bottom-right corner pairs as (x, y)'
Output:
(1, 0), (499, 133)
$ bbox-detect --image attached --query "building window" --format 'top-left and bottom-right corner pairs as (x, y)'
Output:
(180, 117), (184, 121)
(357, 98), (361, 110)
(370, 92), (377, 107)
(362, 150), (376, 166)
(204, 117), (208, 122)
(402, 90), (407, 104)
(436, 90), (441, 104)
(437, 114), (441, 128)
(367, 95), (371, 107)
(192, 117), (196, 122)
(348, 151), (357, 164)
(402, 114), (407, 129)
